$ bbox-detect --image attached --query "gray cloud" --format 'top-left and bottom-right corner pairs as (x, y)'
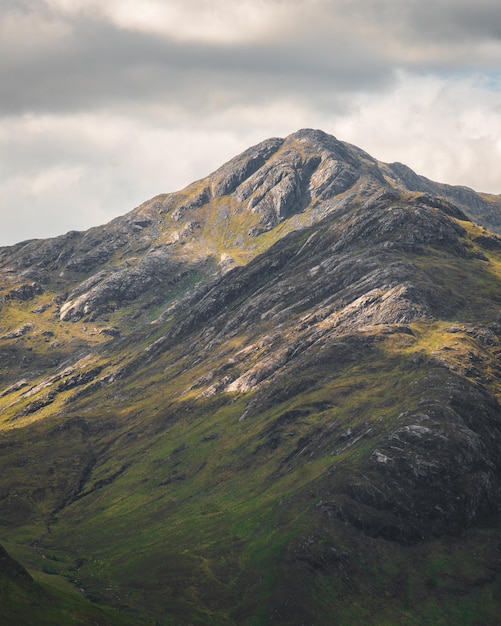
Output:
(0, 11), (396, 118)
(0, 0), (500, 246)
(387, 0), (501, 43)
(2, 1), (500, 121)
(327, 0), (501, 44)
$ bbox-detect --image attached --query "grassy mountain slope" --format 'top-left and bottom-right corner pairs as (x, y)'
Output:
(1, 130), (501, 624)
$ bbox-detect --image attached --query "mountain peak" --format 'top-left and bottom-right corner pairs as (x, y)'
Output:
(286, 127), (338, 143)
(2, 130), (501, 623)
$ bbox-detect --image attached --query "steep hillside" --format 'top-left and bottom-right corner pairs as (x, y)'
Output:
(0, 542), (134, 625)
(1, 129), (501, 624)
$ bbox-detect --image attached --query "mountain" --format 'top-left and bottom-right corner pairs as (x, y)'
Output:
(2, 128), (501, 624)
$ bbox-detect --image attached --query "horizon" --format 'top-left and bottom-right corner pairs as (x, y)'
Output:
(1, 1), (501, 246)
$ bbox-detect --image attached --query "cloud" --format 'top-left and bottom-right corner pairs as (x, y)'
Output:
(0, 5), (70, 59)
(0, 3), (397, 118)
(384, 0), (501, 44)
(3, 1), (501, 118)
(41, 0), (501, 49)
(0, 0), (500, 246)
(337, 72), (501, 193)
(44, 0), (296, 43)
(0, 110), (286, 244)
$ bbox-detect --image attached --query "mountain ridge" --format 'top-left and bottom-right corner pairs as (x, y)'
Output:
(2, 128), (499, 332)
(1, 129), (501, 624)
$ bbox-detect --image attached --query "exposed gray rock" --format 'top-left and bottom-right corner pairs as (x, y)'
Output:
(172, 188), (211, 221)
(319, 376), (501, 543)
(0, 379), (29, 397)
(4, 282), (44, 301)
(1, 128), (501, 624)
(59, 249), (184, 321)
(385, 161), (501, 231)
(2, 324), (35, 339)
(210, 137), (284, 197)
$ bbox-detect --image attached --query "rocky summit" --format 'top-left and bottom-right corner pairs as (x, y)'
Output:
(1, 129), (501, 624)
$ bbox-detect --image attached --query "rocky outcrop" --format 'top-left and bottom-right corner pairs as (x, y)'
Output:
(210, 137), (284, 197)
(385, 161), (501, 231)
(4, 282), (44, 301)
(1, 128), (501, 624)
(58, 248), (200, 321)
(1, 128), (498, 325)
(320, 374), (501, 544)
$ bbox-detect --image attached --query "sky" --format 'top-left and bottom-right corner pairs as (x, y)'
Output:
(1, 0), (501, 247)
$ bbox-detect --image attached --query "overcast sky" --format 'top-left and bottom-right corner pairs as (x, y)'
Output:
(1, 0), (501, 246)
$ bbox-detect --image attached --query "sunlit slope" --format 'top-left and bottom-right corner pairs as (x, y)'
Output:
(1, 130), (501, 624)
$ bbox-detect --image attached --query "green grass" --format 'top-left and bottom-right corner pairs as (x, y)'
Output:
(0, 343), (426, 622)
(0, 568), (137, 626)
(3, 196), (501, 623)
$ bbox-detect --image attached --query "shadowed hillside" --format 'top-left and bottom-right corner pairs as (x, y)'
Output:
(1, 130), (501, 624)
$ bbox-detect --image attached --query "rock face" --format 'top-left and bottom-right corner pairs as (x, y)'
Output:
(1, 129), (498, 326)
(320, 374), (501, 543)
(1, 129), (501, 624)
